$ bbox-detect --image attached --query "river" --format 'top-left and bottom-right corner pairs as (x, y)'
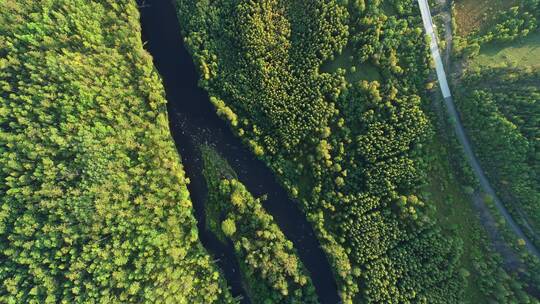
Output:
(137, 1), (340, 303)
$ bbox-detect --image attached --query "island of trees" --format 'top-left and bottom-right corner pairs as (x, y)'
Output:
(202, 146), (318, 303)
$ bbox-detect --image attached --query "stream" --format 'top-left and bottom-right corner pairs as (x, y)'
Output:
(137, 1), (340, 303)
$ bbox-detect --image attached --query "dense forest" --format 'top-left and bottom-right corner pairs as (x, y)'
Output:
(0, 1), (233, 303)
(175, 0), (468, 302)
(202, 146), (318, 303)
(456, 66), (540, 246)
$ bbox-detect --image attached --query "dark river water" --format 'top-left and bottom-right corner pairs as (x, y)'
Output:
(138, 1), (340, 303)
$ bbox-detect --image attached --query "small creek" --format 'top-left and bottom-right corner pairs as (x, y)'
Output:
(138, 1), (340, 303)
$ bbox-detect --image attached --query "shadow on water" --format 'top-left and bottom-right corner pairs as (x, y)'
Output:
(137, 1), (340, 303)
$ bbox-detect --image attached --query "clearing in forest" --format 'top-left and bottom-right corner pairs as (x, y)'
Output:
(320, 46), (381, 82)
(469, 30), (540, 69)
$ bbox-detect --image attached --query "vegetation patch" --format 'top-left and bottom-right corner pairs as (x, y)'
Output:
(454, 0), (518, 37)
(201, 146), (237, 243)
(453, 0), (540, 58)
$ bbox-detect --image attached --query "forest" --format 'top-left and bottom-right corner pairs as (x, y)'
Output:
(0, 1), (233, 303)
(2, 0), (539, 303)
(175, 0), (468, 302)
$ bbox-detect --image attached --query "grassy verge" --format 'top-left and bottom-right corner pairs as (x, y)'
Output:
(423, 130), (485, 302)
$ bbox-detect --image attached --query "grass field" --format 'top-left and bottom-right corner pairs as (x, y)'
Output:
(469, 30), (540, 69)
(454, 0), (517, 37)
(320, 46), (381, 82)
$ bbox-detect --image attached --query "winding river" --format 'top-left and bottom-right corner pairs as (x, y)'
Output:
(138, 1), (340, 303)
